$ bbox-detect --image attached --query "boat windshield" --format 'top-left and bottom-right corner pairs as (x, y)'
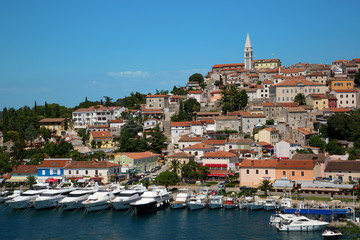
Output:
(40, 192), (60, 197)
(21, 193), (37, 196)
(118, 193), (136, 197)
(68, 193), (88, 197)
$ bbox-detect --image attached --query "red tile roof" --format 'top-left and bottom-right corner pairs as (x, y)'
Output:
(322, 108), (351, 113)
(276, 160), (316, 170)
(202, 151), (237, 158)
(203, 140), (226, 145)
(168, 152), (195, 158)
(171, 122), (191, 127)
(65, 161), (120, 169)
(240, 159), (278, 168)
(115, 151), (160, 160)
(183, 143), (215, 150)
(262, 80), (274, 84)
(146, 95), (168, 98)
(187, 90), (203, 94)
(212, 63), (244, 68)
(38, 159), (71, 168)
(91, 131), (112, 138)
(11, 165), (38, 174)
(109, 120), (124, 123)
(271, 78), (324, 87)
(39, 118), (65, 123)
(332, 89), (358, 93)
(178, 136), (203, 142)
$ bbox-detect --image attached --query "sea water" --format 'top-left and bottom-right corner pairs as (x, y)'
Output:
(0, 205), (323, 239)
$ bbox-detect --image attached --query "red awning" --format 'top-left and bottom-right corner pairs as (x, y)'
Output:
(90, 177), (102, 181)
(210, 164), (216, 167)
(205, 164), (210, 167)
(228, 173), (234, 176)
(199, 163), (203, 167)
(46, 178), (57, 183)
(216, 164), (222, 168)
(235, 162), (239, 166)
(221, 164), (227, 168)
(208, 173), (227, 177)
(217, 174), (226, 177)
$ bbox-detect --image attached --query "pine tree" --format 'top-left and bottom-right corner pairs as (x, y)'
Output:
(34, 101), (38, 113)
(64, 118), (68, 131)
(44, 102), (50, 117)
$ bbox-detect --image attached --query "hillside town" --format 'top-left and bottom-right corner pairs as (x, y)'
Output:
(1, 34), (360, 199)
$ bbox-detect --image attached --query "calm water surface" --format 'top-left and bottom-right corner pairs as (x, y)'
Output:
(0, 205), (323, 240)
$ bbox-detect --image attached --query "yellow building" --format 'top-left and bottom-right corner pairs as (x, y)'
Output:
(254, 128), (279, 146)
(253, 59), (281, 69)
(305, 94), (329, 110)
(90, 131), (113, 148)
(327, 77), (354, 91)
(39, 118), (66, 136)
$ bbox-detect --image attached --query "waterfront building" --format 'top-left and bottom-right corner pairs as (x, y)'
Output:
(182, 143), (216, 160)
(37, 158), (72, 182)
(7, 165), (38, 183)
(239, 159), (278, 188)
(113, 151), (159, 172)
(325, 160), (360, 183)
(64, 160), (121, 183)
(275, 159), (321, 182)
(292, 153), (328, 178)
(167, 152), (195, 175)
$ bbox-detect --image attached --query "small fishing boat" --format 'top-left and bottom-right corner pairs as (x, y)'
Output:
(170, 188), (190, 209)
(322, 229), (342, 239)
(208, 195), (224, 209)
(224, 197), (237, 209)
(263, 198), (277, 211)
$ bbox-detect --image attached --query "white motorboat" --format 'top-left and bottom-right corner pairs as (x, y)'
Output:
(82, 190), (115, 212)
(7, 184), (49, 210)
(248, 197), (264, 211)
(208, 195), (224, 209)
(276, 215), (329, 231)
(3, 190), (22, 203)
(269, 213), (298, 226)
(34, 182), (75, 210)
(322, 229), (342, 239)
(263, 198), (278, 211)
(59, 182), (98, 210)
(111, 184), (147, 210)
(280, 197), (292, 208)
(238, 200), (248, 209)
(0, 190), (12, 203)
(170, 188), (190, 209)
(130, 186), (172, 214)
(187, 194), (207, 211)
(224, 197), (237, 209)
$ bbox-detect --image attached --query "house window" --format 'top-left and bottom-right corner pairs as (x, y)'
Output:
(69, 170), (71, 174)
(282, 171), (286, 176)
(85, 170), (88, 175)
(256, 170), (259, 174)
(349, 176), (352, 181)
(42, 170), (45, 175)
(301, 171), (304, 176)
(76, 170), (79, 174)
(95, 170), (98, 175)
(265, 170), (268, 174)
(246, 170), (249, 174)
(292, 171), (295, 176)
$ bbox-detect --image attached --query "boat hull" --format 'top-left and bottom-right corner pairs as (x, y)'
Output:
(263, 205), (277, 211)
(84, 201), (111, 212)
(170, 202), (187, 209)
(132, 200), (170, 215)
(187, 203), (207, 211)
(34, 199), (62, 210)
(225, 204), (237, 209)
(248, 204), (263, 211)
(112, 198), (138, 210)
(277, 223), (328, 231)
(7, 199), (34, 209)
(59, 201), (83, 211)
(208, 203), (223, 209)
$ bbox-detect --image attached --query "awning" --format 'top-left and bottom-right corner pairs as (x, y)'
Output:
(210, 164), (216, 167)
(198, 163), (203, 167)
(208, 173), (227, 177)
(90, 177), (102, 181)
(216, 164), (222, 168)
(235, 162), (239, 166)
(6, 177), (27, 182)
(221, 164), (227, 168)
(228, 173), (234, 176)
(205, 164), (210, 167)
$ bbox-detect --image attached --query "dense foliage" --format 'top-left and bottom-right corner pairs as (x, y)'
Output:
(220, 85), (247, 114)
(155, 171), (180, 188)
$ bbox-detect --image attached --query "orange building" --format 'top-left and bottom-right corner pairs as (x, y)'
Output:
(275, 160), (321, 181)
(327, 77), (354, 91)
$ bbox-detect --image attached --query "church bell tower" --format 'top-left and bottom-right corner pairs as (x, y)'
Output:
(244, 33), (253, 71)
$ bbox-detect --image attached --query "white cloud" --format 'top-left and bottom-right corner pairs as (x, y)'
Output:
(106, 71), (150, 78)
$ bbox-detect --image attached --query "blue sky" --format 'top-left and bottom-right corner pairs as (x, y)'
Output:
(1, 0), (359, 110)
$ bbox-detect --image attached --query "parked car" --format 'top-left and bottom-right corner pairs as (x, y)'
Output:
(144, 171), (150, 176)
(152, 174), (158, 177)
(155, 166), (161, 171)
(151, 168), (156, 173)
(126, 179), (139, 185)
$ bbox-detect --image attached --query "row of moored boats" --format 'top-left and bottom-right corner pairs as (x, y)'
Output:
(0, 181), (173, 214)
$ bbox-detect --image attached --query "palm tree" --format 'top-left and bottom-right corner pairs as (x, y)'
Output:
(25, 176), (36, 189)
(258, 179), (273, 197)
(169, 159), (181, 174)
(294, 93), (306, 105)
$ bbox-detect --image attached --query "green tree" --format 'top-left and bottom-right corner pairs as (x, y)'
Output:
(78, 128), (90, 145)
(38, 127), (51, 142)
(326, 113), (352, 140)
(7, 131), (19, 142)
(97, 141), (102, 149)
(294, 93), (306, 105)
(355, 69), (360, 86)
(25, 175), (37, 188)
(189, 73), (204, 84)
(44, 101), (51, 117)
(198, 166), (210, 181)
(183, 98), (200, 115)
(155, 171), (179, 188)
(0, 152), (12, 174)
(171, 86), (187, 95)
(25, 124), (38, 144)
(326, 140), (345, 155)
(258, 179), (273, 197)
(308, 135), (326, 151)
(169, 159), (181, 174)
(103, 96), (113, 106)
(64, 118), (68, 131)
(146, 125), (167, 154)
(181, 161), (201, 181)
(141, 179), (151, 189)
(155, 89), (169, 95)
